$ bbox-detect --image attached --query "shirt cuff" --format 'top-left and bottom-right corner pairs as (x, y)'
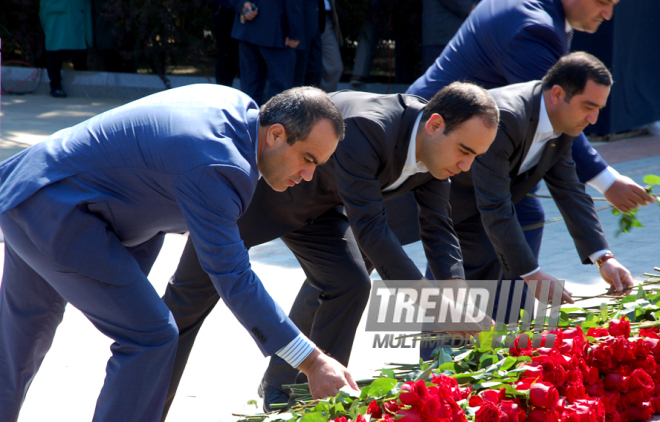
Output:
(589, 249), (611, 264)
(275, 333), (315, 368)
(520, 266), (541, 278)
(587, 167), (619, 194)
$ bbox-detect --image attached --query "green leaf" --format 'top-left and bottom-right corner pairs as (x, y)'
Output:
(478, 330), (495, 352)
(300, 411), (329, 422)
(367, 378), (397, 398)
(247, 399), (258, 408)
(643, 175), (660, 186)
(601, 303), (608, 321)
(500, 356), (519, 372)
(380, 368), (396, 379)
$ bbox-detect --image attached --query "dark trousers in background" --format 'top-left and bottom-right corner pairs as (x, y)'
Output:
(45, 49), (87, 90)
(213, 5), (239, 87)
(238, 41), (296, 105)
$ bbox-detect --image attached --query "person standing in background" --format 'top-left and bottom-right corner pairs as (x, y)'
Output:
(319, 0), (343, 92)
(230, 0), (304, 105)
(421, 0), (478, 70)
(39, 0), (93, 98)
(212, 0), (240, 86)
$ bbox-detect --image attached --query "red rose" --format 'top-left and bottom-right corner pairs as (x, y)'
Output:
(334, 417), (348, 422)
(627, 402), (654, 421)
(400, 380), (428, 408)
(480, 388), (505, 405)
(383, 399), (400, 414)
(509, 334), (533, 357)
(622, 388), (647, 406)
(586, 327), (610, 338)
(639, 327), (660, 339)
(526, 409), (558, 422)
(587, 342), (614, 371)
(354, 415), (367, 422)
(629, 368), (654, 391)
(498, 399), (525, 422)
(584, 380), (605, 397)
(529, 381), (559, 410)
(558, 381), (586, 403)
(603, 373), (629, 392)
(564, 326), (586, 341)
(396, 408), (422, 422)
(601, 390), (620, 414)
(367, 400), (383, 419)
(475, 401), (502, 422)
(605, 410), (622, 422)
(608, 317), (631, 338)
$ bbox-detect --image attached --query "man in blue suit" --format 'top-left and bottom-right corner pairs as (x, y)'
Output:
(231, 0), (304, 104)
(405, 0), (654, 359)
(0, 84), (357, 422)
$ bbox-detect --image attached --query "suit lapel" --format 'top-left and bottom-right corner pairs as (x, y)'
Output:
(385, 96), (426, 187)
(513, 83), (544, 177)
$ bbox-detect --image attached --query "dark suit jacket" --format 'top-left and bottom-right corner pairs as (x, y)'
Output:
(407, 0), (607, 183)
(237, 91), (465, 281)
(450, 81), (609, 277)
(230, 0), (304, 48)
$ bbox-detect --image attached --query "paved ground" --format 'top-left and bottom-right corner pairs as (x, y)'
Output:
(1, 93), (659, 422)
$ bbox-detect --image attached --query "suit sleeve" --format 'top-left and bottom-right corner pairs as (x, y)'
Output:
(542, 147), (609, 263)
(334, 119), (424, 280)
(471, 110), (539, 277)
(415, 178), (465, 279)
(502, 24), (608, 181)
(285, 0), (305, 42)
(173, 164), (300, 357)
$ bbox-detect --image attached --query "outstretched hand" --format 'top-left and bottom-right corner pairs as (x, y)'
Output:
(297, 348), (359, 400)
(523, 269), (574, 304)
(599, 258), (634, 295)
(604, 174), (654, 213)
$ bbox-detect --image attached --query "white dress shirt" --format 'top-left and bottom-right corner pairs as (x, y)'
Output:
(384, 112), (428, 192)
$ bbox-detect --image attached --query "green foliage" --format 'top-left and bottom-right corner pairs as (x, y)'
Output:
(612, 174), (660, 236)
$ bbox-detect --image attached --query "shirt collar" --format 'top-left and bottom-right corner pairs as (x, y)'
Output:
(537, 95), (559, 138)
(405, 112), (428, 172)
(565, 18), (572, 33)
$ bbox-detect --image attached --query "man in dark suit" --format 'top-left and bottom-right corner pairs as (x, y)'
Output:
(421, 0), (477, 70)
(0, 85), (356, 422)
(230, 0), (304, 104)
(407, 0), (654, 275)
(451, 53), (633, 313)
(161, 83), (500, 416)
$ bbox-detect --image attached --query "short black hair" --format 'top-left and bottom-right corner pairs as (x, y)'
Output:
(259, 87), (345, 145)
(541, 52), (612, 100)
(421, 81), (499, 135)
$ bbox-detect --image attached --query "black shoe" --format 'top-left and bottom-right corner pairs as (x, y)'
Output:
(50, 88), (67, 98)
(257, 379), (290, 413)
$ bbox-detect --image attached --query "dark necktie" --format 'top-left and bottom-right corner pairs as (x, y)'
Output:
(566, 29), (574, 51)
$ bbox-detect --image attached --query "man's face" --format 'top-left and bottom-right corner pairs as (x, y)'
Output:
(563, 0), (619, 33)
(552, 79), (611, 136)
(419, 115), (497, 180)
(258, 119), (338, 192)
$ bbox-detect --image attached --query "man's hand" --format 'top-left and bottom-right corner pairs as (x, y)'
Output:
(297, 348), (358, 400)
(599, 258), (634, 295)
(604, 175), (654, 213)
(241, 2), (258, 21)
(285, 38), (300, 49)
(523, 269), (574, 304)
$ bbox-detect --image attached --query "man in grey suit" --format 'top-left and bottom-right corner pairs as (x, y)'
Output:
(161, 82), (500, 416)
(451, 52), (633, 311)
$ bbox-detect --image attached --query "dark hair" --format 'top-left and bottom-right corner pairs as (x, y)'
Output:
(259, 87), (345, 145)
(541, 52), (612, 100)
(421, 82), (499, 134)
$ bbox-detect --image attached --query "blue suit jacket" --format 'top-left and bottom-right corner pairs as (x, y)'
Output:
(230, 0), (304, 49)
(407, 0), (607, 182)
(0, 84), (299, 356)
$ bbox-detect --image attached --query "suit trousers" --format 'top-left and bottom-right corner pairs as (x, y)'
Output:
(238, 41), (296, 105)
(161, 207), (371, 419)
(0, 183), (177, 422)
(420, 193), (544, 360)
(320, 15), (343, 92)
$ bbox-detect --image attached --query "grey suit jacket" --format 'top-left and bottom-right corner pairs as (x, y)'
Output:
(450, 81), (609, 277)
(237, 91), (465, 281)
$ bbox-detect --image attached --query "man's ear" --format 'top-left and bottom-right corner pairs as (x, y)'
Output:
(550, 85), (567, 105)
(266, 123), (288, 146)
(425, 113), (446, 137)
